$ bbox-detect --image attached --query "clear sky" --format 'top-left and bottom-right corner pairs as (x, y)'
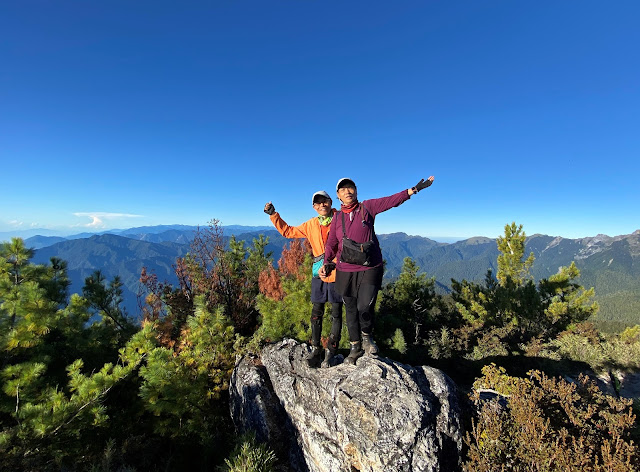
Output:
(2, 0), (638, 241)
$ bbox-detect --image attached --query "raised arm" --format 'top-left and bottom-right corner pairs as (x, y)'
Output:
(263, 201), (308, 239)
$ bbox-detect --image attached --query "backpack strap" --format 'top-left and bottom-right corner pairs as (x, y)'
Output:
(341, 211), (347, 238)
(341, 204), (373, 242)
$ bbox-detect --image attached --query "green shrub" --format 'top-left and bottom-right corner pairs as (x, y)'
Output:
(89, 439), (137, 472)
(465, 326), (511, 361)
(552, 332), (608, 370)
(549, 323), (640, 372)
(620, 325), (640, 344)
(221, 432), (277, 472)
(254, 250), (313, 345)
(390, 328), (407, 354)
(427, 327), (455, 360)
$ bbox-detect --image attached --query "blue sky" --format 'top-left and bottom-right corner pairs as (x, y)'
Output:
(2, 0), (638, 241)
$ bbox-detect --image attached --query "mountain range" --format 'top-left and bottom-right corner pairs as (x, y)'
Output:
(7, 225), (638, 328)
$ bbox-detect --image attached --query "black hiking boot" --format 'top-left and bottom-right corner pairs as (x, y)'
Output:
(344, 341), (364, 365)
(306, 345), (324, 368)
(361, 333), (379, 356)
(321, 348), (336, 368)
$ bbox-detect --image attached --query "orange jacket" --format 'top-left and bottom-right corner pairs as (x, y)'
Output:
(269, 210), (337, 283)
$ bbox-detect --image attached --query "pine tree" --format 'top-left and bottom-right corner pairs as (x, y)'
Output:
(138, 295), (239, 443)
(0, 239), (153, 469)
(1, 238), (60, 357)
(539, 262), (598, 334)
(496, 222), (535, 287)
(451, 223), (599, 355)
(378, 257), (438, 345)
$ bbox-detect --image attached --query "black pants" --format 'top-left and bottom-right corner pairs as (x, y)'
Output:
(335, 266), (383, 342)
(311, 302), (343, 352)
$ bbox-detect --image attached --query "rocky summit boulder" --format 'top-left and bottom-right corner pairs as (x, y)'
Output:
(229, 339), (463, 472)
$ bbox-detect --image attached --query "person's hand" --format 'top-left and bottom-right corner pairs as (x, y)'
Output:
(320, 263), (335, 277)
(414, 176), (434, 192)
(264, 202), (275, 216)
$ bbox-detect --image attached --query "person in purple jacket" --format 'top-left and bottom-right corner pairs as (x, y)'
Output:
(320, 176), (435, 365)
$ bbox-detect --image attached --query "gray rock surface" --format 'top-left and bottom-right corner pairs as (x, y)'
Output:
(230, 339), (463, 472)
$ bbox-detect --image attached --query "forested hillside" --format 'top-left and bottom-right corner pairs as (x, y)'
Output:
(26, 226), (640, 328)
(30, 230), (289, 319)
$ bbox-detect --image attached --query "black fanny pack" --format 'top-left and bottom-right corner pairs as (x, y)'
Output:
(340, 205), (375, 267)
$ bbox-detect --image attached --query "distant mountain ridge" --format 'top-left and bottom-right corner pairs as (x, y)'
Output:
(4, 224), (275, 249)
(12, 226), (640, 327)
(31, 234), (192, 318)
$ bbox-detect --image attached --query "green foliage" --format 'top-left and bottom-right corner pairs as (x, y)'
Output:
(465, 364), (638, 471)
(451, 223), (599, 356)
(551, 331), (607, 372)
(138, 296), (240, 441)
(496, 222), (535, 286)
(221, 432), (277, 472)
(84, 270), (136, 335)
(245, 234), (273, 290)
(255, 255), (313, 343)
(155, 220), (273, 336)
(390, 328), (407, 354)
(0, 324), (154, 469)
(378, 257), (441, 348)
(471, 363), (523, 396)
(222, 234), (271, 333)
(465, 326), (511, 361)
(593, 289), (640, 331)
(89, 438), (137, 472)
(0, 235), (265, 470)
(620, 325), (640, 344)
(0, 238), (61, 353)
(550, 323), (640, 372)
(539, 262), (599, 330)
(426, 327), (456, 360)
(1, 221), (635, 471)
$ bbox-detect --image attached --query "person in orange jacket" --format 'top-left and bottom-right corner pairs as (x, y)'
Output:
(264, 190), (343, 367)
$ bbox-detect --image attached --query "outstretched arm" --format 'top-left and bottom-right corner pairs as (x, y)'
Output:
(362, 176), (435, 215)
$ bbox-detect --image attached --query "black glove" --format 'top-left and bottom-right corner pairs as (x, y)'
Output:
(414, 177), (433, 193)
(264, 202), (275, 216)
(323, 263), (335, 276)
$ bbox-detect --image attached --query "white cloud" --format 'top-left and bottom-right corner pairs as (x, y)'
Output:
(73, 212), (143, 228)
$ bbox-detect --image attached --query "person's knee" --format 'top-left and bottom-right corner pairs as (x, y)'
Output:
(311, 302), (324, 321)
(357, 299), (375, 316)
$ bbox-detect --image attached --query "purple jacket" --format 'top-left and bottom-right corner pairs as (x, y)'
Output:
(324, 190), (411, 272)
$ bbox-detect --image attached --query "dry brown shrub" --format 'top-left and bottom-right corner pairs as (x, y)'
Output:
(277, 239), (310, 280)
(258, 265), (283, 301)
(465, 364), (639, 471)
